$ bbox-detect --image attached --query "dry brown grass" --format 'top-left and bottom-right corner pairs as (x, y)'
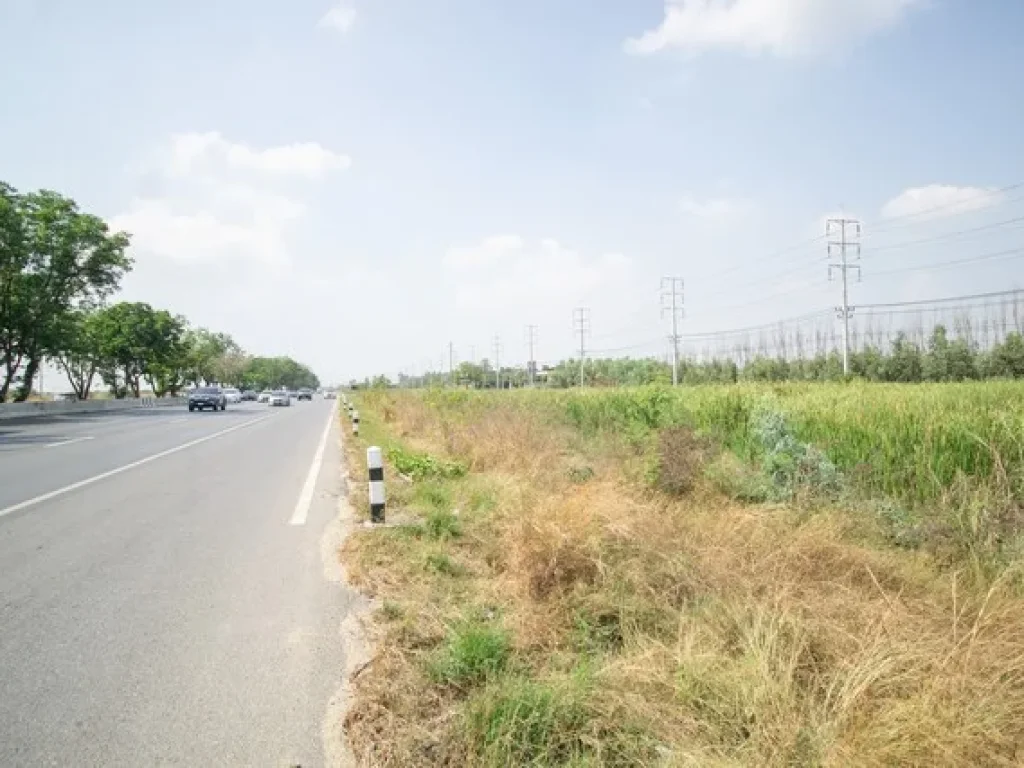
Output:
(341, 391), (1024, 767)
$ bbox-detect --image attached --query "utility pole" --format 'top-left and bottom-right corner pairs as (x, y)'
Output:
(661, 277), (685, 386)
(826, 218), (862, 376)
(493, 336), (502, 390)
(448, 342), (455, 387)
(573, 308), (590, 388)
(525, 325), (538, 386)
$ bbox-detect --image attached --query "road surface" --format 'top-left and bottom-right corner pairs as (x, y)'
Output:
(0, 399), (354, 767)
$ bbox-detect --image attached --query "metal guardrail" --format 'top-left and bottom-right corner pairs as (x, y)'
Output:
(0, 397), (186, 420)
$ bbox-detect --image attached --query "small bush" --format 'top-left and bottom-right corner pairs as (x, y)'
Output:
(430, 621), (511, 688)
(751, 405), (842, 500)
(389, 446), (467, 480)
(654, 425), (713, 496)
(426, 508), (463, 540)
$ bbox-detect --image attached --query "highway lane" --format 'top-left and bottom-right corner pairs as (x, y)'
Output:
(0, 403), (270, 512)
(0, 398), (354, 766)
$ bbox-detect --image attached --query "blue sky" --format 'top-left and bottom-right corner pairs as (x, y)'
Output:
(3, 0), (1023, 382)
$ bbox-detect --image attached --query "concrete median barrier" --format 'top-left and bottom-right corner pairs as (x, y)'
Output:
(0, 397), (186, 420)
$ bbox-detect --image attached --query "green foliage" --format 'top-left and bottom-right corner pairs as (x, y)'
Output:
(429, 620), (511, 688)
(462, 673), (655, 766)
(388, 446), (468, 480)
(750, 405), (842, 500)
(0, 183), (132, 401)
(241, 354), (319, 391)
(0, 180), (320, 400)
(539, 382), (1024, 509)
(91, 302), (188, 398)
(425, 509), (463, 541)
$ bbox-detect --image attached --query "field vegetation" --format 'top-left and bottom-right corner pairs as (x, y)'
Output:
(340, 382), (1024, 766)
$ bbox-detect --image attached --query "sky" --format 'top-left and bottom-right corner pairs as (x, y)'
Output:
(2, 0), (1024, 384)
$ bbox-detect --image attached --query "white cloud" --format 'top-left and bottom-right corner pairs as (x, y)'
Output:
(109, 190), (302, 268)
(679, 194), (748, 220)
(625, 0), (923, 57)
(880, 184), (1005, 221)
(111, 131), (348, 271)
(319, 3), (357, 34)
(168, 131), (351, 178)
(443, 236), (633, 312)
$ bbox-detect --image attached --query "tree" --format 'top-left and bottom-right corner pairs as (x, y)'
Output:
(883, 334), (924, 382)
(212, 350), (251, 388)
(143, 311), (190, 397)
(0, 186), (132, 401)
(988, 332), (1024, 378)
(182, 329), (240, 386)
(51, 309), (103, 399)
(923, 325), (978, 382)
(91, 302), (185, 398)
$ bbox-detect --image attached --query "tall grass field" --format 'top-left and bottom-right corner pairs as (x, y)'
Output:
(340, 381), (1024, 767)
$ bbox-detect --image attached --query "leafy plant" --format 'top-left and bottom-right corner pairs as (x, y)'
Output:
(388, 446), (467, 480)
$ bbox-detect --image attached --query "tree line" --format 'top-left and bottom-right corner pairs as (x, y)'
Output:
(378, 325), (1024, 389)
(1, 181), (318, 402)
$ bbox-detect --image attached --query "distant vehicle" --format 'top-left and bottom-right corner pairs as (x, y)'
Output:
(257, 390), (272, 403)
(270, 390), (291, 407)
(323, 390), (337, 400)
(241, 390), (258, 402)
(223, 388), (242, 404)
(188, 387), (227, 412)
(297, 388), (313, 401)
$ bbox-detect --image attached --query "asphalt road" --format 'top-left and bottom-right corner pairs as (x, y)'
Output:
(0, 399), (354, 767)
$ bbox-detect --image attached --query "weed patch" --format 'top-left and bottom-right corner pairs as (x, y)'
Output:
(429, 620), (511, 688)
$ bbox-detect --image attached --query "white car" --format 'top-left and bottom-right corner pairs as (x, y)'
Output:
(257, 390), (272, 403)
(223, 387), (243, 404)
(270, 390), (291, 407)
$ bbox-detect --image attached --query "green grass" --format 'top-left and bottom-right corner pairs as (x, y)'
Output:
(425, 509), (463, 540)
(429, 620), (511, 688)
(520, 382), (1024, 508)
(462, 673), (656, 767)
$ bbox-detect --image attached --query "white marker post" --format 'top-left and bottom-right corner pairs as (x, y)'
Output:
(367, 446), (385, 523)
(352, 410), (360, 436)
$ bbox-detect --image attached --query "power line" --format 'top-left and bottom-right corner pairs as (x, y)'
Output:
(864, 182), (1024, 234)
(867, 245), (1024, 278)
(680, 309), (834, 340)
(859, 288), (1024, 311)
(864, 215), (1024, 255)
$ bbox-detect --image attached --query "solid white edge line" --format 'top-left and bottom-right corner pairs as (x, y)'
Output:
(0, 415), (274, 520)
(289, 401), (338, 526)
(45, 436), (96, 448)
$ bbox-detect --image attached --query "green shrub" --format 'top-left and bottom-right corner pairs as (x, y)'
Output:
(388, 446), (467, 480)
